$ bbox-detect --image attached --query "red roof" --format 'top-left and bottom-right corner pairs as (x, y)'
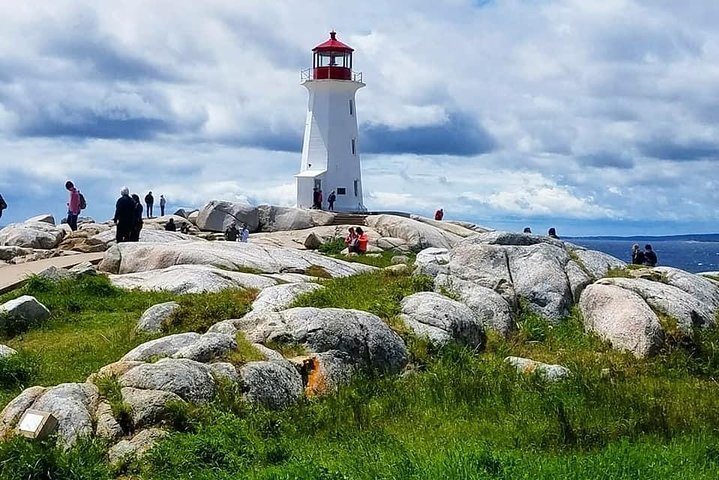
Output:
(313, 31), (354, 52)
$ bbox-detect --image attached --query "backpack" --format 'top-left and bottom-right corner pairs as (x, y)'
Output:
(78, 192), (87, 210)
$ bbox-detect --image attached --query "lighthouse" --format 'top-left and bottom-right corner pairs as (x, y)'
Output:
(296, 31), (365, 212)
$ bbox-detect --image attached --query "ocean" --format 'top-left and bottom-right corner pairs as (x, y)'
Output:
(569, 238), (719, 274)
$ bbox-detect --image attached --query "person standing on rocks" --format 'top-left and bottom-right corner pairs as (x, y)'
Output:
(225, 222), (239, 242)
(240, 224), (250, 243)
(0, 193), (6, 220)
(130, 194), (144, 241)
(113, 187), (136, 243)
(434, 208), (444, 221)
(160, 195), (166, 217)
(65, 181), (81, 231)
(643, 244), (658, 267)
(327, 191), (336, 211)
(523, 227), (532, 233)
(548, 227), (559, 239)
(631, 244), (645, 265)
(144, 191), (154, 218)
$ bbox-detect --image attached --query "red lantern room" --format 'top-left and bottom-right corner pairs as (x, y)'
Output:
(311, 31), (354, 80)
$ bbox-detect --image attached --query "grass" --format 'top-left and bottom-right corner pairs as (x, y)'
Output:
(2, 270), (719, 478)
(164, 289), (256, 333)
(329, 251), (412, 269)
(605, 266), (669, 283)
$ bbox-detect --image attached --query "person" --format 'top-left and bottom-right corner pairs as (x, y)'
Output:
(165, 218), (176, 231)
(0, 193), (6, 220)
(434, 208), (444, 221)
(180, 222), (190, 234)
(523, 227), (532, 234)
(351, 227), (369, 254)
(327, 191), (336, 211)
(65, 181), (81, 231)
(113, 187), (136, 243)
(145, 191), (154, 218)
(344, 227), (357, 249)
(160, 195), (166, 217)
(312, 188), (320, 209)
(130, 194), (144, 241)
(317, 189), (323, 210)
(224, 222), (239, 242)
(631, 244), (645, 265)
(548, 227), (559, 239)
(240, 224), (250, 243)
(644, 244), (657, 267)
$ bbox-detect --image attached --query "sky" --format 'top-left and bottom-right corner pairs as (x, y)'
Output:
(0, 0), (718, 236)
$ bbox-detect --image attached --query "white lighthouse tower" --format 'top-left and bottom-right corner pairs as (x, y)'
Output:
(296, 31), (365, 212)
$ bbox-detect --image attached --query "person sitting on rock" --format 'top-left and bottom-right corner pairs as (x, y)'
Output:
(344, 227), (357, 248)
(523, 227), (532, 234)
(643, 244), (657, 267)
(165, 218), (177, 231)
(631, 244), (645, 265)
(351, 227), (369, 254)
(224, 222), (239, 242)
(180, 223), (190, 234)
(548, 227), (559, 239)
(240, 224), (250, 243)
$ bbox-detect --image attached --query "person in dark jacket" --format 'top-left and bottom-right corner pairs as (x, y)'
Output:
(165, 218), (177, 231)
(631, 244), (645, 265)
(145, 191), (154, 218)
(114, 187), (136, 243)
(0, 194), (6, 220)
(548, 227), (559, 239)
(130, 194), (144, 241)
(327, 191), (336, 211)
(644, 244), (658, 267)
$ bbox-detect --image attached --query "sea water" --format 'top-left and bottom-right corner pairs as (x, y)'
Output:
(569, 239), (719, 274)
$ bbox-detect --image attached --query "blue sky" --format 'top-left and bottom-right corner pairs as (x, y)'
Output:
(0, 0), (718, 236)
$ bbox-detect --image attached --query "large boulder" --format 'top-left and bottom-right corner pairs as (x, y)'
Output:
(399, 292), (485, 348)
(0, 221), (66, 249)
(31, 383), (99, 447)
(137, 302), (181, 333)
(237, 307), (408, 374)
(108, 428), (168, 465)
(121, 387), (185, 428)
(568, 247), (626, 279)
(0, 296), (51, 331)
(579, 284), (664, 358)
(597, 277), (717, 333)
(92, 228), (201, 246)
(257, 205), (335, 232)
(122, 332), (236, 363)
(654, 267), (719, 310)
(26, 214), (55, 225)
(98, 241), (374, 279)
(108, 264), (278, 294)
(119, 358), (217, 404)
(250, 283), (324, 313)
(409, 215), (486, 237)
(365, 215), (461, 251)
(239, 361), (304, 410)
(0, 386), (46, 438)
(196, 201), (260, 233)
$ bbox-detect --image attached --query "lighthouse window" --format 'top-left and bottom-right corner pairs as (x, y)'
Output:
(349, 99), (354, 116)
(354, 180), (359, 197)
(337, 187), (346, 195)
(351, 139), (356, 155)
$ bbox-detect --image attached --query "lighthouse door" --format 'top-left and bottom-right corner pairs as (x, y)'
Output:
(314, 179), (322, 191)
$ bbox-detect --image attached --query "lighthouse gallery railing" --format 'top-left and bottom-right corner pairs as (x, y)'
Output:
(301, 68), (363, 83)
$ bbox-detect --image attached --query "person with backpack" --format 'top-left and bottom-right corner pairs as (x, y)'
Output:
(160, 195), (166, 217)
(145, 191), (154, 218)
(65, 181), (82, 231)
(434, 208), (444, 221)
(130, 194), (144, 241)
(327, 191), (336, 211)
(114, 187), (136, 243)
(0, 194), (6, 220)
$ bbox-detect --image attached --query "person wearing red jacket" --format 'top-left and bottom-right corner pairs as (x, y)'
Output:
(65, 181), (81, 231)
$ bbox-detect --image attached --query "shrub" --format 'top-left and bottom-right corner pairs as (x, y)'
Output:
(318, 238), (347, 255)
(0, 352), (39, 388)
(165, 289), (256, 333)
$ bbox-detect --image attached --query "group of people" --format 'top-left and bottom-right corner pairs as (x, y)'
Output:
(344, 226), (369, 254)
(632, 244), (658, 267)
(224, 222), (250, 242)
(143, 192), (167, 218)
(522, 227), (560, 239)
(312, 188), (338, 211)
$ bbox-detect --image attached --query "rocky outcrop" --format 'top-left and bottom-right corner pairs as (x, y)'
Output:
(250, 283), (323, 313)
(0, 221), (66, 249)
(31, 383), (100, 447)
(122, 332), (236, 363)
(109, 264), (278, 294)
(119, 359), (217, 404)
(579, 284), (664, 358)
(399, 292), (485, 348)
(195, 200), (260, 232)
(505, 356), (571, 381)
(237, 308), (409, 374)
(26, 214), (55, 225)
(99, 241), (374, 278)
(121, 387), (185, 428)
(93, 229), (201, 246)
(257, 205), (335, 232)
(136, 302), (181, 333)
(108, 428), (168, 465)
(239, 361), (304, 410)
(365, 215), (463, 251)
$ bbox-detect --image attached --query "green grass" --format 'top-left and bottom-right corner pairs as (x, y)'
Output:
(329, 251), (413, 269)
(2, 271), (719, 479)
(164, 289), (256, 333)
